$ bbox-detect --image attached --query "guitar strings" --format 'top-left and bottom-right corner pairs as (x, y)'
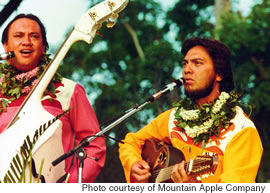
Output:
(151, 159), (211, 174)
(149, 159), (212, 181)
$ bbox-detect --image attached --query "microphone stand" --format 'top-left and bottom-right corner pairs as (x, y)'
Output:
(52, 100), (151, 182)
(52, 77), (184, 182)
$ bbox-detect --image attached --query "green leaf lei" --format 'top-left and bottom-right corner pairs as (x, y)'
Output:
(0, 55), (62, 112)
(173, 92), (240, 148)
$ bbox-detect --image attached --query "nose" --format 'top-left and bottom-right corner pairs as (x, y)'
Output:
(22, 36), (32, 46)
(183, 62), (193, 75)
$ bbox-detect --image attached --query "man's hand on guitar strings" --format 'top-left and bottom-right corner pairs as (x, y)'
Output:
(171, 160), (200, 183)
(131, 160), (151, 183)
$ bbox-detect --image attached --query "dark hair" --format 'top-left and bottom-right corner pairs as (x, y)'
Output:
(1, 13), (49, 51)
(181, 37), (234, 92)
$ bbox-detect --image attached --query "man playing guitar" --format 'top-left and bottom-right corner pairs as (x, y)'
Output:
(119, 37), (262, 183)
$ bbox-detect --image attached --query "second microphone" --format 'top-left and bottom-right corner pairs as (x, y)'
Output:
(146, 77), (185, 103)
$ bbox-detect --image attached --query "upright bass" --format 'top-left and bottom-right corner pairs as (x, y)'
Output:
(0, 0), (129, 183)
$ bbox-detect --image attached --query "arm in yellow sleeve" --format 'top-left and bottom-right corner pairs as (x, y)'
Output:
(219, 126), (263, 182)
(118, 109), (173, 182)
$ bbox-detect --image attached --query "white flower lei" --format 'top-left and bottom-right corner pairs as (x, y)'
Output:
(173, 91), (241, 149)
(180, 92), (230, 138)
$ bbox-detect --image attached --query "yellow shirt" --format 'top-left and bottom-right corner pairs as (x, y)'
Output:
(119, 106), (263, 183)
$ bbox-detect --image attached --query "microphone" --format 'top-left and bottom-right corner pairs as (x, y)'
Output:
(146, 77), (185, 103)
(0, 51), (15, 60)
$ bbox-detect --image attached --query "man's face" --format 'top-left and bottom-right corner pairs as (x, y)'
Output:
(3, 18), (45, 71)
(182, 45), (220, 99)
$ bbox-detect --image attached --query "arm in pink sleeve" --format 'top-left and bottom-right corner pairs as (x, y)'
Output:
(67, 84), (106, 182)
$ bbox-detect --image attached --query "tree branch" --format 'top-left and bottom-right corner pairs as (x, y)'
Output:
(123, 22), (145, 61)
(214, 0), (231, 39)
(250, 56), (267, 80)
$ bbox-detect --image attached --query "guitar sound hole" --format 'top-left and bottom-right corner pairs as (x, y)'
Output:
(158, 151), (167, 167)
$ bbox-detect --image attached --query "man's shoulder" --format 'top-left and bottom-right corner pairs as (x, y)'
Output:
(154, 108), (176, 121)
(230, 106), (256, 133)
(56, 77), (77, 92)
(60, 77), (76, 85)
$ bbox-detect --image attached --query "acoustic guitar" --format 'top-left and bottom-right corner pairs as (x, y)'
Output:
(142, 139), (218, 183)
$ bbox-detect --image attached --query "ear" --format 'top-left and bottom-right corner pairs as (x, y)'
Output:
(3, 43), (8, 52)
(42, 45), (46, 55)
(216, 74), (223, 82)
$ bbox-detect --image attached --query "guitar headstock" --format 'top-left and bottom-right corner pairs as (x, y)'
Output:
(186, 153), (218, 180)
(74, 0), (129, 43)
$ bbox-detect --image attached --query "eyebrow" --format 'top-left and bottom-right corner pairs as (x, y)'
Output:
(183, 58), (205, 61)
(183, 57), (205, 62)
(13, 32), (41, 35)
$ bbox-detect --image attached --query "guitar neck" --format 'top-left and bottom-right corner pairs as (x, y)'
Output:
(33, 0), (129, 99)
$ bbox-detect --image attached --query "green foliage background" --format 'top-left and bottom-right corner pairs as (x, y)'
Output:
(55, 0), (270, 182)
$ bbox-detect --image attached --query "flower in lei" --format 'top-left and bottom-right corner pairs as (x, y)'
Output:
(173, 92), (240, 148)
(0, 54), (62, 112)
